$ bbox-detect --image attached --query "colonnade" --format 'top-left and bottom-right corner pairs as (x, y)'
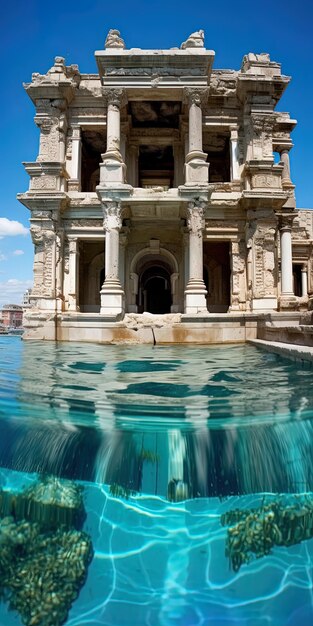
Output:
(63, 88), (302, 316)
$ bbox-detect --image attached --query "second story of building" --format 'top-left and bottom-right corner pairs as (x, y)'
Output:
(19, 29), (296, 213)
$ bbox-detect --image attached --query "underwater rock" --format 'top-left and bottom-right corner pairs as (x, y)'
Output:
(0, 475), (93, 625)
(167, 479), (189, 502)
(0, 520), (93, 626)
(222, 494), (313, 572)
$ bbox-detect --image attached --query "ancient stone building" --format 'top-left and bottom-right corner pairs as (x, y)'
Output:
(18, 29), (313, 342)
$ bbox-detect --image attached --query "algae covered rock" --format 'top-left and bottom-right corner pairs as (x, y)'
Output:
(0, 474), (93, 626)
(222, 494), (313, 572)
(0, 475), (86, 529)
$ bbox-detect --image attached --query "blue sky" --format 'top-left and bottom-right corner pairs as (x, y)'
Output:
(0, 0), (312, 307)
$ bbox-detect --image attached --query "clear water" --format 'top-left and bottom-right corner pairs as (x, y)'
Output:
(0, 337), (313, 625)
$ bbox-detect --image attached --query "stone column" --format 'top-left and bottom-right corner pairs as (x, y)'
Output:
(278, 219), (298, 310)
(184, 89), (209, 185)
(280, 224), (293, 295)
(279, 148), (293, 187)
(100, 202), (124, 315)
(68, 125), (82, 191)
(301, 264), (308, 297)
(230, 126), (240, 181)
(68, 238), (80, 311)
(184, 201), (208, 314)
(100, 89), (127, 185)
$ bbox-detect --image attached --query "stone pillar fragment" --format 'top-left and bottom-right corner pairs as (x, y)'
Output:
(184, 201), (208, 314)
(100, 202), (124, 315)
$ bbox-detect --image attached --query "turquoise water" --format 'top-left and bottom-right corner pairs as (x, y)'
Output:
(0, 337), (313, 625)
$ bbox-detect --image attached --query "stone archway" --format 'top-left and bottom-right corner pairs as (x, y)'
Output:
(129, 241), (179, 313)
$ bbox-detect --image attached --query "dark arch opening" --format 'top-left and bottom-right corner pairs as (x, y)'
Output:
(139, 265), (172, 314)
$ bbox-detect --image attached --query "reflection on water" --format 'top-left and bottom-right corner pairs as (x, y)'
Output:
(0, 337), (313, 624)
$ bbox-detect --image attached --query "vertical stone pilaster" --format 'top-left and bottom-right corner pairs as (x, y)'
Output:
(68, 238), (80, 311)
(68, 125), (82, 191)
(246, 210), (278, 312)
(119, 230), (129, 289)
(184, 200), (208, 314)
(229, 126), (240, 181)
(229, 239), (246, 311)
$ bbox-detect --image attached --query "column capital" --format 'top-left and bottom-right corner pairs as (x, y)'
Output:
(68, 237), (79, 254)
(102, 87), (127, 108)
(71, 124), (81, 138)
(183, 87), (208, 107)
(229, 125), (239, 140)
(103, 201), (123, 231)
(279, 215), (294, 231)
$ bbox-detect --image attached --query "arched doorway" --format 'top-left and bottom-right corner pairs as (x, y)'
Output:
(129, 242), (180, 314)
(139, 265), (172, 314)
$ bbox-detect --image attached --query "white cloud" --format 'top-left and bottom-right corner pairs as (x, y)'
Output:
(0, 279), (32, 308)
(0, 253), (7, 261)
(0, 218), (29, 238)
(13, 249), (25, 256)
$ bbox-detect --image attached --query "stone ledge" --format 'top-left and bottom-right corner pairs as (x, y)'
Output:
(249, 339), (313, 365)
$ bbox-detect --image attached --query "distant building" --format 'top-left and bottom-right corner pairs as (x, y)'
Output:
(1, 304), (23, 328)
(22, 289), (32, 308)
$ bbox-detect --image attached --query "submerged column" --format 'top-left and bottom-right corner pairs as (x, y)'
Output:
(184, 201), (208, 314)
(100, 201), (124, 316)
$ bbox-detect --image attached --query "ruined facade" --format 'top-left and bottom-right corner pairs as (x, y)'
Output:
(18, 30), (313, 342)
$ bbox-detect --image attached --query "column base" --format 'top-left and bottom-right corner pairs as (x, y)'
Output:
(184, 151), (209, 185)
(99, 154), (126, 184)
(278, 294), (299, 311)
(184, 280), (208, 314)
(100, 280), (125, 315)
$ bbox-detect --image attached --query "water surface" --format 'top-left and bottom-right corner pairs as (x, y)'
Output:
(0, 337), (312, 625)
